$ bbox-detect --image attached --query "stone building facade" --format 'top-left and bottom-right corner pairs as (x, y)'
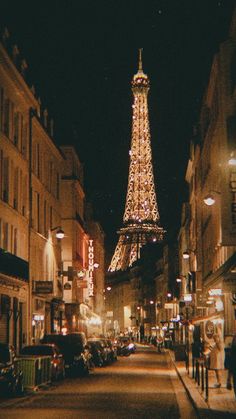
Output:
(178, 10), (236, 344)
(0, 31), (105, 350)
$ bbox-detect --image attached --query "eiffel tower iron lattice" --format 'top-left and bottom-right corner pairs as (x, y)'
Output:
(109, 50), (165, 272)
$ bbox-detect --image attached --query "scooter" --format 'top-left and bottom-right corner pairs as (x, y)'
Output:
(119, 342), (135, 356)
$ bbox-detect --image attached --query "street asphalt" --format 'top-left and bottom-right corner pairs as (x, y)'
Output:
(0, 344), (197, 419)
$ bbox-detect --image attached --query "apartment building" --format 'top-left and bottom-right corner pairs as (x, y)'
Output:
(179, 10), (236, 343)
(0, 30), (106, 348)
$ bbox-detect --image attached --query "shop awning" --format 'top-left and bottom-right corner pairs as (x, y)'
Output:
(192, 311), (224, 325)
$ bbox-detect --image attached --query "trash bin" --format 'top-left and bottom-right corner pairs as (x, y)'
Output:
(173, 344), (186, 361)
(15, 356), (51, 390)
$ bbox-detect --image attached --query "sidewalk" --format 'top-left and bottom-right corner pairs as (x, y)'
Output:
(168, 350), (236, 416)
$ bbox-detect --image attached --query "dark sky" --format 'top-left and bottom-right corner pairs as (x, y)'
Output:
(1, 0), (236, 254)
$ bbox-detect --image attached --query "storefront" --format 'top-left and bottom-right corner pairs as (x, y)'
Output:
(202, 253), (236, 336)
(50, 298), (65, 333)
(32, 297), (45, 343)
(0, 250), (29, 352)
(33, 280), (66, 341)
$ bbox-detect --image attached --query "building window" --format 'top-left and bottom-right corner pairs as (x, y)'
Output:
(13, 228), (17, 255)
(0, 218), (2, 248)
(44, 200), (47, 237)
(3, 222), (8, 251)
(3, 156), (9, 203)
(13, 112), (19, 146)
(37, 192), (40, 233)
(13, 167), (19, 210)
(21, 121), (28, 158)
(56, 173), (60, 199)
(22, 175), (27, 216)
(3, 98), (13, 139)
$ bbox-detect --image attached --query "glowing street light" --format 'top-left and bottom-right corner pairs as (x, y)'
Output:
(50, 226), (65, 239)
(203, 195), (216, 206)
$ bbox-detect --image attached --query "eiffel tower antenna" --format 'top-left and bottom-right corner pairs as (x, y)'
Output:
(138, 48), (143, 71)
(109, 50), (165, 272)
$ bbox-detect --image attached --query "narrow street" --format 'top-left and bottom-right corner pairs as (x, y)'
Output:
(0, 345), (197, 419)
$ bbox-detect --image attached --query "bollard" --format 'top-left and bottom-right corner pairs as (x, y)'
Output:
(192, 357), (195, 379)
(205, 364), (209, 401)
(201, 360), (204, 391)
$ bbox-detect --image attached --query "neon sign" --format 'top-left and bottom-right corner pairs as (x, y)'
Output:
(208, 288), (223, 296)
(88, 239), (94, 297)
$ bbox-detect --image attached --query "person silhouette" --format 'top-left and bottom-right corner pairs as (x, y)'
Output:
(209, 333), (225, 388)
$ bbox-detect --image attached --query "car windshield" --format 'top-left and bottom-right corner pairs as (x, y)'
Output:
(0, 344), (10, 363)
(21, 345), (53, 356)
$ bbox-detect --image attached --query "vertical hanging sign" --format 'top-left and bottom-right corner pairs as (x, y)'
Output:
(88, 239), (94, 297)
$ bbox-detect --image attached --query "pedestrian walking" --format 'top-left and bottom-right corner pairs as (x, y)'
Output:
(225, 334), (236, 398)
(209, 333), (225, 388)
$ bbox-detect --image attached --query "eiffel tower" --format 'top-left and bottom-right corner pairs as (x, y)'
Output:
(109, 50), (164, 272)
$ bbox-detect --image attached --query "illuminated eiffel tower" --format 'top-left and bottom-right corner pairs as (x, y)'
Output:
(109, 50), (164, 272)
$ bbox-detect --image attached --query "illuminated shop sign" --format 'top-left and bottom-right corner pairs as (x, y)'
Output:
(33, 314), (44, 321)
(88, 239), (94, 297)
(184, 294), (192, 302)
(208, 288), (223, 296)
(35, 281), (53, 294)
(230, 167), (236, 225)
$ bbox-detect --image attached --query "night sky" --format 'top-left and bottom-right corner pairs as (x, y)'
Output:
(1, 0), (236, 255)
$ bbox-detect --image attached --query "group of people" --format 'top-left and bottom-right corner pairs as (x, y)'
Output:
(204, 333), (236, 397)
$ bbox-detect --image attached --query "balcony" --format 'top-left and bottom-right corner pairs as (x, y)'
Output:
(0, 248), (29, 281)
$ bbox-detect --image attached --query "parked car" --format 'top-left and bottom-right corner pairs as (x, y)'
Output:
(115, 336), (136, 356)
(106, 339), (118, 362)
(87, 339), (109, 365)
(0, 343), (24, 396)
(20, 344), (65, 381)
(41, 333), (90, 376)
(86, 341), (104, 367)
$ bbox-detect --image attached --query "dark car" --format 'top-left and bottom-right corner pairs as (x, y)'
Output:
(20, 344), (65, 381)
(106, 339), (118, 362)
(87, 340), (105, 367)
(115, 336), (136, 355)
(41, 333), (89, 376)
(87, 338), (110, 365)
(0, 343), (24, 396)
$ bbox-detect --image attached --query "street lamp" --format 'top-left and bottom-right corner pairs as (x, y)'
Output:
(182, 249), (195, 259)
(183, 251), (190, 259)
(228, 152), (236, 166)
(50, 226), (65, 239)
(203, 190), (221, 206)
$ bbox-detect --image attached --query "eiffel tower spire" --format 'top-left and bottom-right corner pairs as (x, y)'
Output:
(109, 50), (165, 272)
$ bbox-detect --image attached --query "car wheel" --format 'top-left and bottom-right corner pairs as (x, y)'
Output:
(83, 365), (89, 376)
(15, 379), (24, 397)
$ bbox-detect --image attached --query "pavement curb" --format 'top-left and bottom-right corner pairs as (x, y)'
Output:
(166, 350), (209, 416)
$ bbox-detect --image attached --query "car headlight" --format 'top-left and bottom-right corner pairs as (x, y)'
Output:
(128, 343), (134, 349)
